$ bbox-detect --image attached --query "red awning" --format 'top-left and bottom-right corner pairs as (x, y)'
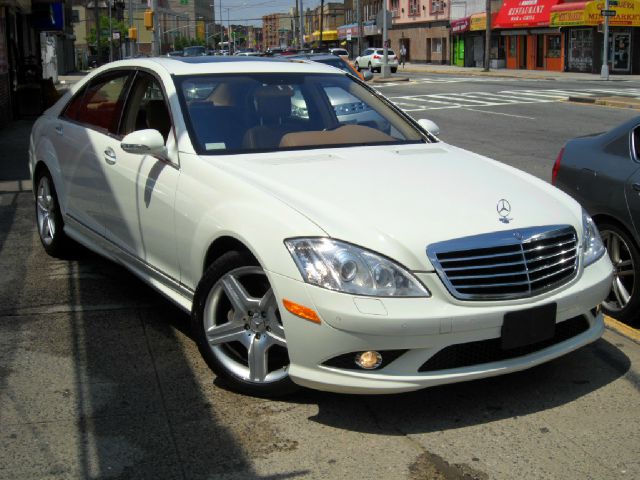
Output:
(451, 17), (471, 34)
(494, 0), (562, 28)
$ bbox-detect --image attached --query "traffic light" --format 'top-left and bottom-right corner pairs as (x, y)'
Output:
(144, 10), (153, 30)
(128, 27), (138, 40)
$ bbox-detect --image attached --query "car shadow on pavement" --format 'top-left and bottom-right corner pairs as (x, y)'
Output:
(0, 190), (308, 478)
(300, 337), (633, 435)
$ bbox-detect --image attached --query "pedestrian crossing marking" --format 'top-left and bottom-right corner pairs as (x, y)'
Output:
(381, 87), (640, 111)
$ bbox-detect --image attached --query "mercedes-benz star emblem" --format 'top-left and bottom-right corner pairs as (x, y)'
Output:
(497, 199), (512, 223)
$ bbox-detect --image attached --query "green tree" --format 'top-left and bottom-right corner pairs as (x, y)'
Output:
(86, 15), (129, 58)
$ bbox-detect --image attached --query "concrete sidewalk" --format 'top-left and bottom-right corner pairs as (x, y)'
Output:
(394, 62), (640, 81)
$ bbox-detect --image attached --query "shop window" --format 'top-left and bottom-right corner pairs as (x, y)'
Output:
(568, 29), (593, 72)
(432, 38), (442, 54)
(431, 0), (445, 13)
(547, 35), (561, 58)
(509, 36), (517, 57)
(409, 0), (420, 16)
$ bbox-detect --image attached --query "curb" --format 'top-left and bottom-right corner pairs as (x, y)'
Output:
(567, 95), (640, 110)
(372, 76), (410, 83)
(605, 315), (640, 344)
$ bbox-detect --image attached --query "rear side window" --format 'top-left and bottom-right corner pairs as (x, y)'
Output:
(76, 72), (131, 133)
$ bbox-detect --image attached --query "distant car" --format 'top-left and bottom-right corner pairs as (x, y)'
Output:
(235, 51), (262, 56)
(183, 46), (207, 57)
(288, 53), (372, 82)
(553, 117), (640, 325)
(329, 48), (349, 60)
(354, 48), (398, 73)
(167, 50), (184, 57)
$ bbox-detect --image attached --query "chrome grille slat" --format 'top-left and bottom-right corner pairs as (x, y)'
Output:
(427, 226), (579, 300)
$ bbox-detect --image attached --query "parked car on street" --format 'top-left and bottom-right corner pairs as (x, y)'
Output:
(287, 53), (373, 81)
(167, 50), (184, 57)
(553, 117), (640, 325)
(354, 48), (398, 73)
(183, 46), (207, 57)
(30, 56), (612, 397)
(329, 47), (349, 61)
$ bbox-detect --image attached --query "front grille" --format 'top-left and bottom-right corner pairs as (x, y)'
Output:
(418, 314), (589, 372)
(427, 226), (578, 300)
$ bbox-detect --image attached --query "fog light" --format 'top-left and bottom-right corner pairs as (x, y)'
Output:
(355, 351), (382, 370)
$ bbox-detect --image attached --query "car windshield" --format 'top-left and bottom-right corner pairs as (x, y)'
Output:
(175, 72), (426, 154)
(184, 46), (206, 56)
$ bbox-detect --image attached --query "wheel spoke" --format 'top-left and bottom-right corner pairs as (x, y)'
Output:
(206, 320), (248, 346)
(612, 276), (630, 307)
(36, 196), (48, 213)
(617, 269), (635, 278)
(248, 335), (269, 382)
(610, 235), (621, 264)
(47, 216), (55, 238)
(222, 274), (260, 315)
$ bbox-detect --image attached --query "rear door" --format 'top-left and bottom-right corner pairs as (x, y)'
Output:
(56, 70), (132, 235)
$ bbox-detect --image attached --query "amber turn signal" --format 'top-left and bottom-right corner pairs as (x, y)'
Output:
(283, 299), (321, 324)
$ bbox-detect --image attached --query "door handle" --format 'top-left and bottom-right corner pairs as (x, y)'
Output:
(104, 147), (117, 165)
(54, 124), (63, 136)
(632, 183), (640, 192)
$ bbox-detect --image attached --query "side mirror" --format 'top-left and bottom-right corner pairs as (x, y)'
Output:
(417, 118), (441, 137)
(362, 70), (374, 82)
(121, 129), (166, 156)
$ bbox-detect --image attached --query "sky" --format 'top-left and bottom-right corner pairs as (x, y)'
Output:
(215, 0), (330, 25)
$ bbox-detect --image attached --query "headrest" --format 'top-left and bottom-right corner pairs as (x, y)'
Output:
(146, 100), (171, 140)
(253, 85), (293, 122)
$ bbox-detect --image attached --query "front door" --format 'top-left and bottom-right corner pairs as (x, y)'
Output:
(102, 71), (181, 282)
(612, 32), (631, 72)
(536, 35), (545, 68)
(519, 36), (528, 69)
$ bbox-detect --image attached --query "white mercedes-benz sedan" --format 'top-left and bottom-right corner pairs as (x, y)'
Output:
(29, 57), (613, 396)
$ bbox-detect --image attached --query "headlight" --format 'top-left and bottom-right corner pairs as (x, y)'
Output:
(284, 238), (431, 297)
(582, 210), (605, 267)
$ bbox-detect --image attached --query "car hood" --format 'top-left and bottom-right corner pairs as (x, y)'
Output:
(211, 142), (584, 271)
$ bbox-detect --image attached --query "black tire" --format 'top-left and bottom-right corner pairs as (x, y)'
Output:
(391, 68), (397, 73)
(354, 61), (360, 71)
(598, 221), (640, 325)
(34, 168), (71, 258)
(192, 250), (299, 397)
(368, 62), (373, 73)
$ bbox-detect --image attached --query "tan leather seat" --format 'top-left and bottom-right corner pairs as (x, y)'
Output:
(242, 85), (294, 150)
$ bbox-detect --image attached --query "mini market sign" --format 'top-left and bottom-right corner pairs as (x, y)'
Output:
(550, 0), (640, 26)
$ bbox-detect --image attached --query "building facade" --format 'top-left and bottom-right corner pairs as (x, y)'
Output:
(263, 12), (291, 49)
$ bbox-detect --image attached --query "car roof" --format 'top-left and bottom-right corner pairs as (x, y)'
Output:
(89, 56), (344, 76)
(288, 54), (341, 61)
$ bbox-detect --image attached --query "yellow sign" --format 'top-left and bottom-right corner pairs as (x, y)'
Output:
(196, 20), (205, 40)
(550, 0), (640, 26)
(470, 13), (486, 30)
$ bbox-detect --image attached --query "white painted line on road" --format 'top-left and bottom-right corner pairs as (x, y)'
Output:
(463, 108), (536, 120)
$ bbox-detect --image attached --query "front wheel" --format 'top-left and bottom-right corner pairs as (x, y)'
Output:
(35, 169), (71, 257)
(354, 61), (360, 71)
(599, 222), (640, 325)
(192, 251), (298, 397)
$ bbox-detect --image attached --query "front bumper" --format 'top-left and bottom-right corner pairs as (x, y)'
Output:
(268, 253), (613, 394)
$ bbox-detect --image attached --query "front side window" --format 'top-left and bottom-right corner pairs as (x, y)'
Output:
(121, 72), (172, 142)
(75, 72), (131, 133)
(176, 73), (427, 154)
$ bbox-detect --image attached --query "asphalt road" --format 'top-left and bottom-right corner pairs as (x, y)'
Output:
(374, 73), (640, 180)
(1, 73), (640, 480)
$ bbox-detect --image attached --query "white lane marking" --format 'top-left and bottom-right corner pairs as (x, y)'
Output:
(462, 108), (536, 119)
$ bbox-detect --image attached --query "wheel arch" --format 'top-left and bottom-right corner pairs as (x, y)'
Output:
(203, 235), (258, 273)
(592, 213), (640, 248)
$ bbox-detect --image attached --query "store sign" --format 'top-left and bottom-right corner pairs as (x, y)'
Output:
(451, 17), (470, 34)
(494, 0), (561, 28)
(550, 0), (640, 26)
(470, 12), (497, 30)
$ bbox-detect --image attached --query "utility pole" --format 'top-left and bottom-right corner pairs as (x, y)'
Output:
(151, 0), (159, 55)
(483, 0), (491, 71)
(95, 0), (101, 62)
(219, 1), (223, 51)
(319, 0), (324, 48)
(211, 2), (216, 50)
(381, 0), (390, 77)
(108, 0), (113, 61)
(128, 0), (134, 56)
(356, 0), (362, 57)
(299, 0), (304, 47)
(601, 0), (610, 79)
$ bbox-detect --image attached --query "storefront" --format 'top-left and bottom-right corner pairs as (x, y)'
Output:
(450, 17), (469, 66)
(337, 23), (360, 58)
(495, 0), (564, 71)
(550, 0), (640, 74)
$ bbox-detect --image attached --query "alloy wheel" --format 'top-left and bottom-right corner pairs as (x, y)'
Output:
(601, 228), (635, 312)
(203, 266), (288, 384)
(36, 176), (56, 246)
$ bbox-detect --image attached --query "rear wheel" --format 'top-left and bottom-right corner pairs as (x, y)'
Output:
(368, 62), (374, 73)
(354, 61), (360, 71)
(192, 251), (298, 397)
(35, 169), (71, 257)
(598, 221), (640, 325)
(391, 67), (397, 73)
